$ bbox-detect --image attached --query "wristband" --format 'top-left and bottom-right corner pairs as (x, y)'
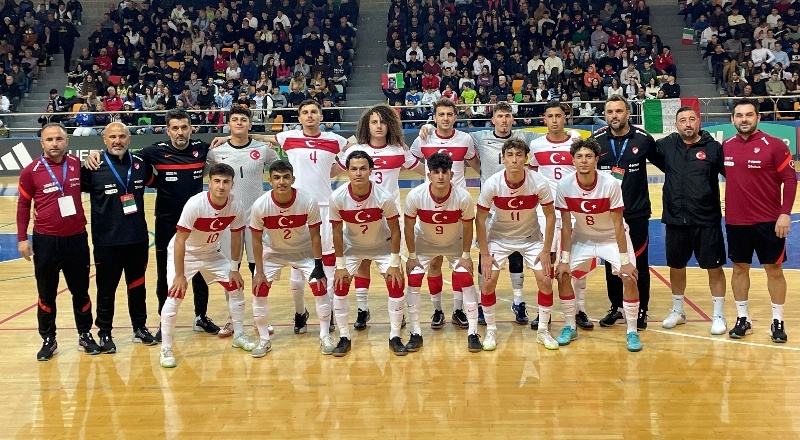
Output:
(619, 252), (630, 265)
(408, 252), (417, 259)
(461, 252), (471, 259)
(230, 260), (240, 271)
(389, 253), (401, 268)
(335, 257), (346, 270)
(314, 258), (324, 271)
(559, 251), (570, 264)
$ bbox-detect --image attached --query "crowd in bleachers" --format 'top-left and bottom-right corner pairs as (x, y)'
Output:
(688, 0), (800, 117)
(382, 0), (678, 127)
(42, 0), (359, 135)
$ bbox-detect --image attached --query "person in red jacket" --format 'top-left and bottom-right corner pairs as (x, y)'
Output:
(94, 47), (112, 74)
(103, 85), (123, 111)
(654, 45), (677, 77)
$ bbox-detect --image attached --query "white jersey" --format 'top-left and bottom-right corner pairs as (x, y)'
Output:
(276, 129), (347, 206)
(555, 171), (624, 241)
(338, 143), (420, 203)
(472, 129), (540, 184)
(404, 183), (475, 247)
(249, 188), (321, 254)
(207, 139), (279, 215)
(329, 183), (400, 252)
(477, 169), (553, 244)
(528, 130), (581, 192)
(173, 192), (246, 254)
(410, 130), (477, 188)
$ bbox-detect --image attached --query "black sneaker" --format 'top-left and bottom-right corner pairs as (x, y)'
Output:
(332, 337), (351, 357)
(293, 309), (310, 334)
(78, 333), (101, 354)
(576, 311), (594, 330)
(771, 319), (788, 343)
(98, 333), (116, 354)
(467, 334), (483, 352)
(599, 308), (624, 327)
(451, 309), (468, 329)
(512, 302), (529, 325)
(37, 337), (58, 361)
(155, 325), (162, 343)
(729, 317), (753, 339)
(401, 315), (407, 328)
(193, 315), (220, 334)
(329, 318), (336, 332)
(530, 315), (552, 330)
(132, 327), (157, 346)
(389, 336), (408, 356)
(431, 310), (445, 329)
(354, 309), (371, 330)
(637, 310), (648, 330)
(406, 333), (423, 352)
(478, 306), (486, 325)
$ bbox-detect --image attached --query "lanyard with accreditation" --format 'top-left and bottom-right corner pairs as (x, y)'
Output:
(609, 138), (627, 181)
(40, 155), (77, 217)
(103, 151), (138, 215)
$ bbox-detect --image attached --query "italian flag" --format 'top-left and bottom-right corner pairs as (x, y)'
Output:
(682, 28), (694, 45)
(381, 72), (405, 90)
(643, 98), (701, 133)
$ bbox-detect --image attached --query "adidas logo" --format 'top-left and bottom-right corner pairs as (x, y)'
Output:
(0, 142), (34, 171)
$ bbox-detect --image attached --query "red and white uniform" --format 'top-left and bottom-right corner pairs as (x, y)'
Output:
(329, 182), (400, 273)
(249, 188), (324, 281)
(404, 182), (475, 269)
(168, 191), (246, 284)
(555, 171), (634, 275)
(410, 130), (477, 188)
(339, 143), (420, 210)
(477, 169), (553, 270)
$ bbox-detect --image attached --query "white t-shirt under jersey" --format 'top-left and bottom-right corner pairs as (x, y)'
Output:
(404, 182), (475, 247)
(477, 169), (553, 245)
(410, 129), (477, 188)
(173, 191), (246, 254)
(249, 188), (322, 254)
(276, 129), (347, 205)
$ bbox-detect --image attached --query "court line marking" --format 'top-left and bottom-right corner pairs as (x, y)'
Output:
(650, 328), (800, 351)
(650, 266), (711, 321)
(0, 273), (97, 325)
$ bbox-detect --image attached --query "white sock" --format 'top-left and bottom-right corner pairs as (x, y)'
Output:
(538, 306), (551, 331)
(462, 284), (479, 334)
(622, 301), (639, 334)
(672, 294), (684, 314)
(712, 296), (725, 317)
(735, 300), (749, 320)
(512, 289), (523, 306)
(510, 272), (524, 290)
(227, 288), (246, 336)
(315, 295), (331, 338)
(772, 303), (784, 321)
(483, 304), (496, 331)
(388, 296), (405, 339)
(407, 287), (422, 335)
(334, 295), (350, 339)
(454, 290), (463, 310)
(572, 277), (587, 312)
(431, 292), (442, 311)
(252, 296), (270, 341)
(160, 297), (183, 349)
(561, 298), (576, 329)
(356, 287), (369, 311)
(290, 268), (306, 314)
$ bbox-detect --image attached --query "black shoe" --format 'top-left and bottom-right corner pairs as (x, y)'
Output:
(401, 315), (407, 328)
(406, 333), (423, 352)
(431, 310), (445, 329)
(332, 337), (351, 357)
(78, 333), (101, 354)
(530, 315), (552, 330)
(132, 327), (158, 346)
(512, 302), (529, 325)
(294, 309), (310, 334)
(771, 319), (788, 343)
(354, 309), (371, 330)
(451, 309), (468, 329)
(329, 319), (336, 332)
(37, 337), (58, 361)
(729, 317), (753, 339)
(576, 311), (594, 330)
(637, 310), (648, 330)
(156, 325), (162, 343)
(467, 334), (483, 352)
(193, 315), (220, 334)
(389, 336), (408, 356)
(478, 305), (486, 325)
(98, 333), (116, 354)
(599, 308), (624, 327)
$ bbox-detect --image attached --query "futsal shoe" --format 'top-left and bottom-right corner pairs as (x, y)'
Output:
(332, 337), (352, 357)
(536, 330), (559, 350)
(155, 325), (162, 343)
(729, 317), (753, 339)
(478, 306), (486, 325)
(771, 320), (788, 343)
(710, 316), (727, 335)
(451, 309), (468, 329)
(252, 339), (272, 358)
(320, 335), (335, 355)
(389, 337), (408, 356)
(637, 310), (649, 330)
(232, 334), (256, 351)
(599, 308), (624, 327)
(193, 315), (220, 334)
(557, 327), (578, 346)
(431, 310), (445, 329)
(405, 334), (423, 352)
(626, 332), (643, 352)
(37, 337), (58, 361)
(79, 333), (101, 354)
(218, 318), (234, 338)
(98, 332), (116, 354)
(530, 315), (551, 330)
(467, 333), (483, 352)
(661, 311), (686, 329)
(132, 327), (157, 346)
(482, 331), (497, 351)
(354, 309), (371, 330)
(293, 309), (310, 334)
(576, 311), (594, 330)
(160, 347), (176, 368)
(512, 302), (528, 325)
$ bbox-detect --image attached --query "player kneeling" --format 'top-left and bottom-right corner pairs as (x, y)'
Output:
(405, 153), (477, 352)
(160, 164), (251, 368)
(249, 160), (328, 357)
(476, 139), (558, 351)
(330, 150), (405, 356)
(554, 138), (642, 352)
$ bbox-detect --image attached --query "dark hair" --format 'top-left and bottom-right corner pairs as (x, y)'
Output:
(345, 150), (374, 168)
(731, 98), (758, 115)
(570, 137), (601, 157)
(606, 95), (628, 106)
(433, 97), (457, 114)
(493, 101), (514, 115)
(208, 163), (236, 179)
(229, 105), (252, 119)
(269, 159), (294, 175)
(502, 138), (530, 156)
(675, 105), (697, 119)
(427, 152), (453, 172)
(543, 101), (568, 113)
(40, 122), (67, 135)
(165, 108), (191, 125)
(298, 98), (321, 112)
(356, 104), (405, 146)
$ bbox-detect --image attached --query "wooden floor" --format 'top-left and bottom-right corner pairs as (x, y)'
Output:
(3, 172), (800, 439)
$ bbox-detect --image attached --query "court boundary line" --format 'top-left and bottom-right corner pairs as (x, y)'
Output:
(650, 328), (800, 351)
(0, 273), (97, 325)
(650, 267), (711, 321)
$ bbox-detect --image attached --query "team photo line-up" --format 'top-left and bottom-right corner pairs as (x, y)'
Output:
(16, 94), (796, 367)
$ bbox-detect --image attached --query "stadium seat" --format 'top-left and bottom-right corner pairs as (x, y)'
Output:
(271, 114), (283, 132)
(512, 79), (523, 94)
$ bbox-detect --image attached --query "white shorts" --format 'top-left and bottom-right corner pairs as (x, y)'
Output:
(263, 251), (318, 282)
(537, 214), (563, 253)
(570, 232), (635, 276)
(219, 227), (255, 263)
(167, 248), (231, 288)
(342, 250), (396, 275)
(488, 240), (545, 271)
(410, 241), (463, 274)
(319, 205), (334, 256)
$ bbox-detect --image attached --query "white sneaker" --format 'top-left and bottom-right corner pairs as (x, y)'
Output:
(217, 318), (233, 338)
(662, 310), (687, 329)
(536, 330), (559, 350)
(232, 334), (256, 351)
(710, 315), (727, 335)
(483, 330), (497, 351)
(252, 339), (272, 358)
(320, 335), (335, 355)
(160, 347), (176, 368)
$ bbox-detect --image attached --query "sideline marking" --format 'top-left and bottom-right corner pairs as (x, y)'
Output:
(0, 274), (97, 325)
(650, 266), (711, 322)
(650, 328), (800, 351)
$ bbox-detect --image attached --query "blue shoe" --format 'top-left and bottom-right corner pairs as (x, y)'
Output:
(477, 305), (486, 326)
(511, 302), (528, 325)
(626, 332), (642, 352)
(556, 327), (578, 346)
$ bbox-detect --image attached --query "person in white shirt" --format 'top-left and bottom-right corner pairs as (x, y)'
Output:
(473, 54), (492, 76)
(544, 49), (564, 75)
(751, 39), (776, 67)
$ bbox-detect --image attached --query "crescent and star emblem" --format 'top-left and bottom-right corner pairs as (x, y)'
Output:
(278, 216), (290, 227)
(580, 201), (593, 212)
(550, 153), (562, 163)
(508, 197), (521, 208)
(305, 140), (317, 148)
(355, 211), (368, 222)
(437, 148), (453, 157)
(431, 212), (444, 223)
(250, 150), (261, 160)
(210, 218), (224, 230)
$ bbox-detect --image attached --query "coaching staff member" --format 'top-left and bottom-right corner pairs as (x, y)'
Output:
(656, 107), (728, 336)
(593, 96), (663, 330)
(82, 122), (157, 354)
(17, 123), (101, 361)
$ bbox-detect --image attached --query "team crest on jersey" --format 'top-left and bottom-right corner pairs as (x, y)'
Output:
(632, 147), (639, 154)
(754, 147), (760, 154)
(69, 166), (74, 171)
(134, 162), (140, 169)
(696, 151), (706, 160)
(250, 150), (261, 160)
(192, 150), (199, 157)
